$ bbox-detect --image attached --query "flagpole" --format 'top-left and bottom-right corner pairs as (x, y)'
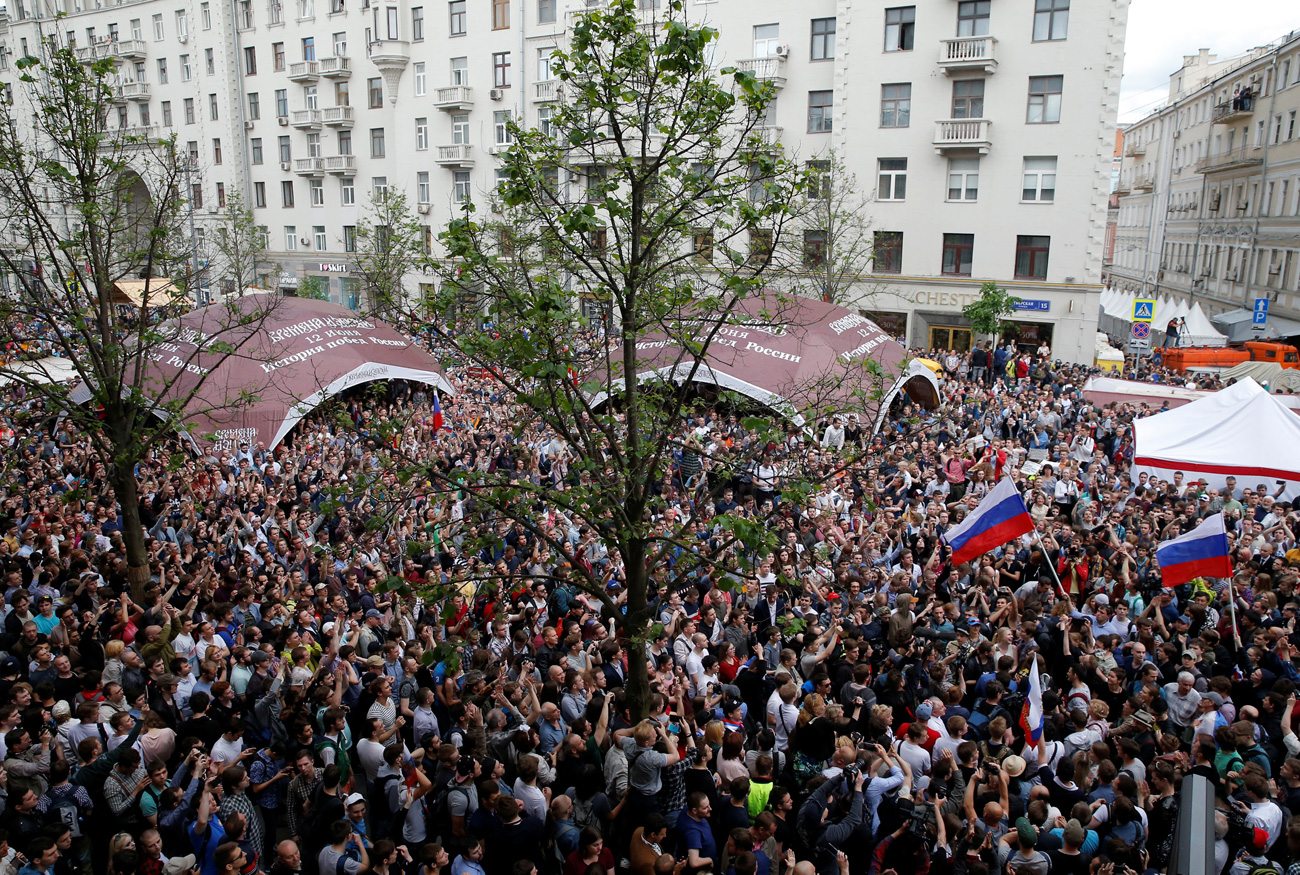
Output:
(1227, 573), (1242, 650)
(1033, 529), (1067, 597)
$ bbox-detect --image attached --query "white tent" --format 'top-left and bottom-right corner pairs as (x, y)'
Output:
(1172, 298), (1190, 322)
(1152, 295), (1174, 328)
(0, 356), (79, 387)
(1133, 377), (1300, 499)
(1182, 302), (1228, 347)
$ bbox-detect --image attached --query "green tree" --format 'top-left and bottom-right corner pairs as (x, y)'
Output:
(210, 191), (277, 298)
(963, 281), (1022, 336)
(350, 188), (426, 320)
(297, 275), (330, 300)
(784, 149), (878, 307)
(411, 0), (893, 719)
(0, 42), (277, 598)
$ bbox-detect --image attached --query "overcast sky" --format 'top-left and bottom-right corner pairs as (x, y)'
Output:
(1119, 2), (1298, 123)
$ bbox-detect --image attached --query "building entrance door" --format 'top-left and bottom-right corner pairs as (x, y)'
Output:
(929, 326), (972, 353)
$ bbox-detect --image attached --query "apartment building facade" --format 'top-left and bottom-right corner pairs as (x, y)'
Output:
(0, 0), (1126, 363)
(1112, 33), (1300, 333)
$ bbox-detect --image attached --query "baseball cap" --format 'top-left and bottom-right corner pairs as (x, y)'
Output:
(1248, 826), (1270, 852)
(344, 792), (366, 807)
(915, 703), (933, 721)
(1093, 593), (1109, 607)
(365, 609), (383, 620)
(1015, 817), (1037, 848)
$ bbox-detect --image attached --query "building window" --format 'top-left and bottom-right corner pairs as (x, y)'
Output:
(254, 181), (266, 208)
(336, 81), (350, 106)
(883, 6), (915, 52)
(693, 228), (713, 262)
(414, 62), (427, 95)
(270, 0), (282, 23)
(306, 132), (321, 156)
(1027, 76), (1063, 123)
(368, 78), (384, 108)
(1032, 0), (1068, 42)
(248, 92), (261, 119)
(957, 0), (989, 36)
(877, 158), (907, 200)
(416, 117), (428, 150)
(273, 43), (285, 71)
(157, 59), (168, 83)
(279, 135), (291, 162)
(209, 94), (219, 121)
(282, 180), (295, 207)
(251, 138), (263, 164)
(449, 0), (466, 36)
(191, 183), (203, 209)
(492, 52), (511, 87)
(802, 230), (827, 269)
(184, 98), (195, 124)
(807, 91), (833, 133)
(385, 7), (398, 39)
(417, 171), (430, 203)
(152, 13), (164, 40)
(309, 178), (324, 206)
(951, 80), (984, 119)
(810, 17), (835, 61)
(452, 115), (469, 144)
(872, 231), (902, 274)
(333, 32), (347, 56)
(538, 106), (555, 139)
(285, 226), (297, 251)
(217, 183), (226, 208)
(370, 127), (385, 158)
(244, 46), (257, 75)
(298, 0), (313, 18)
(492, 0), (508, 29)
(493, 110), (513, 145)
(302, 36), (315, 61)
(752, 24), (779, 58)
(451, 57), (468, 85)
(200, 2), (210, 28)
(538, 0), (555, 24)
(341, 180), (355, 206)
(947, 157), (979, 201)
(1015, 235), (1050, 278)
(181, 54), (192, 80)
(942, 233), (974, 276)
(206, 48), (215, 75)
(162, 101), (173, 126)
(412, 6), (424, 40)
(1022, 157), (1057, 201)
(343, 225), (357, 251)
(212, 138), (223, 164)
(276, 89), (289, 118)
(881, 84), (911, 127)
(314, 225), (327, 249)
(338, 130), (351, 154)
(453, 170), (471, 203)
(748, 229), (773, 267)
(176, 9), (189, 38)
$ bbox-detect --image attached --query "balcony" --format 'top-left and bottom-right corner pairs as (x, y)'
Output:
(323, 155), (356, 175)
(435, 144), (474, 167)
(288, 61), (320, 82)
(1124, 141), (1145, 158)
(113, 39), (147, 60)
(369, 39), (410, 68)
(735, 56), (787, 90)
(1212, 98), (1255, 125)
(75, 42), (112, 65)
(293, 157), (324, 175)
(1130, 173), (1154, 192)
(938, 36), (998, 75)
(114, 81), (152, 102)
(533, 80), (561, 103)
(318, 56), (351, 78)
(932, 118), (991, 154)
(291, 109), (322, 129)
(321, 106), (354, 128)
(434, 86), (473, 112)
(1196, 148), (1264, 174)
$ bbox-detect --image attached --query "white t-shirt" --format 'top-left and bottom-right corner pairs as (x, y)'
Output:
(211, 736), (245, 765)
(899, 741), (931, 792)
(772, 703), (798, 751)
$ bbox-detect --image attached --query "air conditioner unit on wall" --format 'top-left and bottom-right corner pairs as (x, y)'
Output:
(774, 45), (789, 58)
(245, 121), (255, 130)
(417, 204), (430, 214)
(489, 88), (504, 101)
(280, 161), (291, 170)
(278, 117), (290, 125)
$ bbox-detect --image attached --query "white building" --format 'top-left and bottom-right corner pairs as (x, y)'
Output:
(1113, 32), (1300, 339)
(0, 0), (1127, 363)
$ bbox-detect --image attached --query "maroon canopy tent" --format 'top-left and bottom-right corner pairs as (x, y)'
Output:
(593, 292), (938, 430)
(75, 296), (454, 452)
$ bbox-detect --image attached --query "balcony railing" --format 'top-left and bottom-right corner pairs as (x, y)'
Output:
(1212, 97), (1255, 125)
(318, 56), (351, 78)
(932, 118), (992, 153)
(434, 86), (473, 111)
(1196, 147), (1264, 174)
(735, 56), (787, 89)
(1123, 141), (1145, 158)
(113, 39), (147, 59)
(75, 42), (112, 64)
(533, 80), (561, 102)
(115, 81), (152, 102)
(435, 144), (474, 166)
(293, 157), (324, 175)
(321, 106), (354, 127)
(323, 155), (356, 174)
(288, 61), (320, 81)
(938, 36), (998, 74)
(291, 109), (322, 128)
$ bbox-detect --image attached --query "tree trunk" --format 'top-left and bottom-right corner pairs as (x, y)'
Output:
(621, 540), (653, 721)
(112, 466), (152, 601)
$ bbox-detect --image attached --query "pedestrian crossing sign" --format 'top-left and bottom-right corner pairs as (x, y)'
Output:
(1132, 298), (1156, 323)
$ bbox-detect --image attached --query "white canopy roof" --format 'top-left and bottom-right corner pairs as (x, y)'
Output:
(1152, 295), (1174, 328)
(1172, 298), (1190, 321)
(1182, 302), (1228, 347)
(0, 356), (79, 387)
(1133, 377), (1300, 499)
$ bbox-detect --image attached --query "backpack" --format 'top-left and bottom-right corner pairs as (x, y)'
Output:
(430, 783), (471, 843)
(49, 791), (83, 839)
(314, 734), (352, 784)
(571, 795), (597, 832)
(371, 773), (400, 835)
(1246, 862), (1283, 875)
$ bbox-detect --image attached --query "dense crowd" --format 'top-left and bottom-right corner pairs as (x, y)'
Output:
(0, 328), (1297, 875)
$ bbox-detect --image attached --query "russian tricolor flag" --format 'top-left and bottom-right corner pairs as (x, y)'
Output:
(1020, 654), (1044, 744)
(1156, 512), (1232, 587)
(432, 393), (444, 431)
(941, 478), (1035, 566)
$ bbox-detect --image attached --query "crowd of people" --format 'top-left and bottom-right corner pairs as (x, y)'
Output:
(0, 324), (1296, 875)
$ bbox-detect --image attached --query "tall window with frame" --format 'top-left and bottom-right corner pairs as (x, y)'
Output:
(244, 46), (257, 75)
(306, 132), (321, 156)
(802, 230), (827, 269)
(454, 171), (472, 203)
(418, 171), (430, 203)
(304, 85), (318, 109)
(807, 91), (832, 133)
(951, 80), (984, 119)
(452, 114), (469, 144)
(254, 182), (266, 208)
(414, 62), (427, 96)
(412, 7), (424, 40)
(368, 77), (383, 108)
(752, 24), (779, 58)
(338, 130), (351, 154)
(494, 110), (513, 145)
(1015, 235), (1050, 279)
(333, 32), (347, 56)
(302, 36), (315, 61)
(538, 0), (554, 23)
(273, 43), (285, 71)
(285, 226), (297, 251)
(181, 54), (192, 81)
(370, 127), (385, 158)
(946, 158), (979, 201)
(492, 0), (508, 29)
(1032, 0), (1068, 42)
(810, 17), (835, 61)
(279, 136), (291, 162)
(251, 138), (263, 164)
(341, 181), (355, 207)
(872, 231), (902, 274)
(314, 226), (327, 250)
(336, 81), (350, 106)
(492, 52), (511, 87)
(956, 0), (989, 36)
(416, 117), (428, 150)
(1026, 76), (1063, 124)
(881, 84), (911, 128)
(942, 233), (973, 276)
(343, 225), (357, 251)
(311, 179), (324, 206)
(270, 0), (282, 23)
(282, 181), (295, 207)
(385, 8), (398, 39)
(275, 89), (288, 118)
(451, 57), (468, 85)
(1021, 157), (1056, 201)
(449, 0), (466, 36)
(883, 6), (914, 52)
(877, 158), (906, 200)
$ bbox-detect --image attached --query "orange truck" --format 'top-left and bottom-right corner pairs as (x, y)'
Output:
(1161, 341), (1300, 372)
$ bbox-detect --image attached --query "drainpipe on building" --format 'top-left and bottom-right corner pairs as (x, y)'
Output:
(1245, 53), (1280, 311)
